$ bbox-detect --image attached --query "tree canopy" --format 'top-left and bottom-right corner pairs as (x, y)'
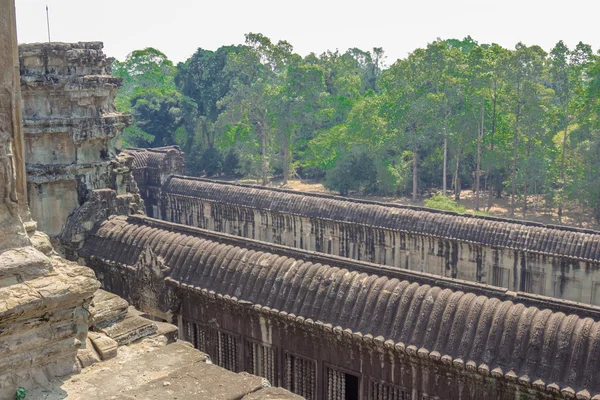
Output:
(113, 36), (600, 225)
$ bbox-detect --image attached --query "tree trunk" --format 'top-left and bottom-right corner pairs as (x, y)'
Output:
(558, 108), (569, 223)
(454, 145), (461, 201)
(533, 181), (538, 215)
(412, 144), (418, 202)
(523, 175), (528, 218)
(510, 101), (521, 217)
(523, 139), (532, 217)
(487, 80), (498, 211)
(475, 104), (483, 211)
(260, 122), (268, 186)
(443, 116), (448, 196)
(282, 132), (290, 185)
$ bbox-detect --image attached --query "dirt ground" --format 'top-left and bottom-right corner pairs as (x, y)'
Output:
(228, 177), (599, 231)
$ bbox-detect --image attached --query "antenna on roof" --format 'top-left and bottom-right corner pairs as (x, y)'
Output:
(46, 5), (51, 42)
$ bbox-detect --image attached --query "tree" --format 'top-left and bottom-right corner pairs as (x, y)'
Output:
(176, 45), (250, 151)
(323, 149), (376, 196)
(130, 89), (184, 147)
(112, 48), (180, 147)
(112, 35), (600, 227)
(549, 41), (593, 222)
(113, 48), (177, 101)
(216, 35), (289, 184)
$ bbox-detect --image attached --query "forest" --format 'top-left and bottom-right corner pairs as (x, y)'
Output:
(112, 34), (600, 225)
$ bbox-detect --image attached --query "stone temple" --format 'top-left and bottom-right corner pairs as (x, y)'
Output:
(2, 1), (600, 398)
(0, 2), (298, 399)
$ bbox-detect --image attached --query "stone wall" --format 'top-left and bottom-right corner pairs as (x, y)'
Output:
(161, 176), (600, 305)
(19, 42), (142, 255)
(81, 215), (600, 400)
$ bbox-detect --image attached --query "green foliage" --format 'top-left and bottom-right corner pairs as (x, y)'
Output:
(113, 47), (177, 113)
(121, 125), (154, 148)
(112, 36), (600, 225)
(15, 387), (26, 400)
(130, 88), (185, 147)
(199, 147), (223, 177)
(424, 194), (467, 213)
(324, 150), (376, 196)
(223, 149), (242, 177)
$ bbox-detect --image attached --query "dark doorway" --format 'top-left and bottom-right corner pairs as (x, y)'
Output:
(344, 373), (359, 400)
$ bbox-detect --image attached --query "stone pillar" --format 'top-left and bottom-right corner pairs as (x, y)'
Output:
(6, 0), (33, 231)
(0, 0), (30, 250)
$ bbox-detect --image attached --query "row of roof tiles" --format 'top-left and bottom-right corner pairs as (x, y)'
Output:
(82, 216), (600, 398)
(163, 177), (600, 263)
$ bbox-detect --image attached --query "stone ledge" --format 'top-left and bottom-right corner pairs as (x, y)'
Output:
(0, 246), (51, 286)
(97, 310), (158, 345)
(0, 259), (98, 321)
(87, 332), (117, 361)
(88, 289), (129, 329)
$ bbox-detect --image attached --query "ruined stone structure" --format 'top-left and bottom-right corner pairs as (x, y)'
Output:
(19, 42), (142, 256)
(158, 176), (600, 305)
(8, 8), (600, 399)
(82, 214), (600, 400)
(0, 6), (297, 397)
(0, 4), (100, 396)
(123, 146), (184, 218)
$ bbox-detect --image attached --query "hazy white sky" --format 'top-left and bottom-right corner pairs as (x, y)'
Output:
(14, 0), (600, 65)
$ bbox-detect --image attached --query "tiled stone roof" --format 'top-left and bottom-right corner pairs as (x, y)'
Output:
(83, 215), (600, 399)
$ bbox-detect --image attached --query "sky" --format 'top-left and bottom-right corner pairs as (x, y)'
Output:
(14, 0), (600, 66)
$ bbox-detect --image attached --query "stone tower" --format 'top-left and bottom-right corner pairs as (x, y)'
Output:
(19, 43), (142, 255)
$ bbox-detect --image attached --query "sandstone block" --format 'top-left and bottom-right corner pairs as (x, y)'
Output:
(28, 230), (54, 255)
(154, 320), (179, 344)
(0, 246), (51, 287)
(88, 332), (118, 360)
(98, 312), (158, 345)
(89, 289), (129, 329)
(77, 338), (102, 367)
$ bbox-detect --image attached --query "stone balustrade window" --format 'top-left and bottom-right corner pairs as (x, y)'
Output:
(284, 353), (316, 399)
(369, 380), (411, 400)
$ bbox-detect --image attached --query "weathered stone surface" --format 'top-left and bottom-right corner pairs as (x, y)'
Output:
(19, 41), (142, 253)
(98, 309), (158, 345)
(29, 230), (55, 255)
(27, 339), (205, 399)
(87, 332), (117, 360)
(0, 246), (50, 286)
(0, 0), (30, 251)
(76, 338), (101, 368)
(154, 320), (179, 344)
(0, 6), (104, 397)
(0, 257), (99, 398)
(125, 364), (268, 400)
(27, 338), (295, 400)
(88, 289), (128, 329)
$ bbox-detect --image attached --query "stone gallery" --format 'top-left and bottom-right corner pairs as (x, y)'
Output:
(129, 167), (600, 305)
(2, 1), (600, 397)
(82, 214), (600, 400)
